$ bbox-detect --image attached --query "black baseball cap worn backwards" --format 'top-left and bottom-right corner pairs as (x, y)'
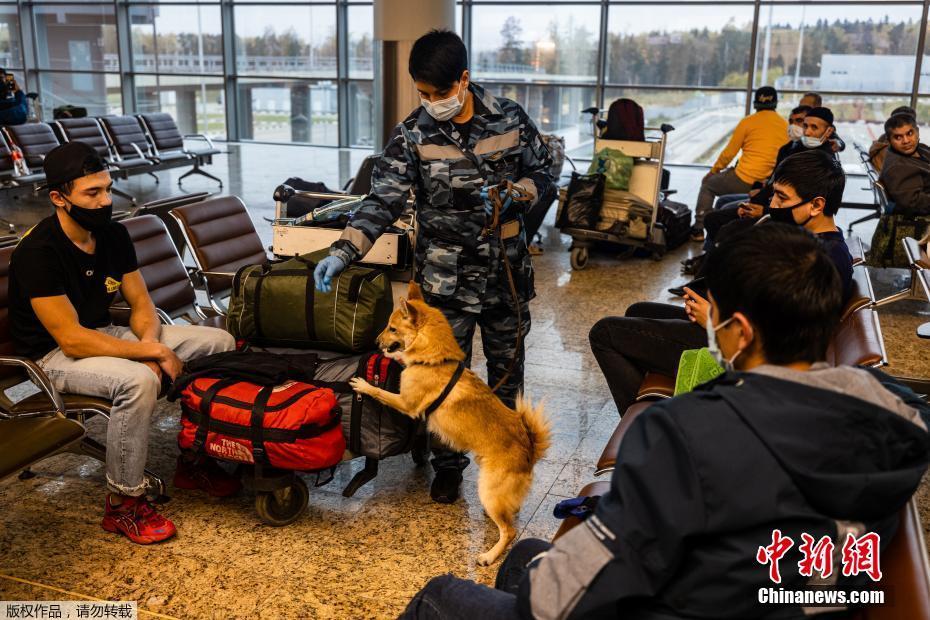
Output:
(42, 141), (108, 191)
(754, 86), (778, 110)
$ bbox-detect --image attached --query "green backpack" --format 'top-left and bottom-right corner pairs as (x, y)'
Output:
(227, 249), (393, 352)
(674, 348), (725, 396)
(587, 147), (634, 191)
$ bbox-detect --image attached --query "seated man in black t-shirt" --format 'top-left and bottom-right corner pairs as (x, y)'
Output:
(589, 149), (853, 416)
(9, 142), (237, 545)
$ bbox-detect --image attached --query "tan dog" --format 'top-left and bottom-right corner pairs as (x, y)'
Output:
(349, 281), (551, 565)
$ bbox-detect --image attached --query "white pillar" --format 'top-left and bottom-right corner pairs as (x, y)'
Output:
(373, 0), (455, 149)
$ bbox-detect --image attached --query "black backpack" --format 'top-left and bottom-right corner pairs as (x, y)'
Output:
(603, 99), (645, 141)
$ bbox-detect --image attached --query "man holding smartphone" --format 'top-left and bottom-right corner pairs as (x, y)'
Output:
(0, 69), (29, 126)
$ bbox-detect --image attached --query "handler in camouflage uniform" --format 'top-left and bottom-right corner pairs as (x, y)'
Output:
(314, 29), (555, 503)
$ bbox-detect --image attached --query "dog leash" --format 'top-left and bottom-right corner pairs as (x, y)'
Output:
(485, 180), (533, 394)
(423, 360), (466, 417)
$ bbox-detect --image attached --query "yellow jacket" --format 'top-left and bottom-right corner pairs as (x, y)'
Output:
(711, 110), (789, 184)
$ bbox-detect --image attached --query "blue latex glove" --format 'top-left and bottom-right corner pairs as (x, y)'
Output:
(481, 185), (513, 217)
(313, 255), (347, 293)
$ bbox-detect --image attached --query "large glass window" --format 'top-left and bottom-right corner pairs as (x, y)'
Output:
(237, 78), (337, 144)
(604, 87), (748, 166)
(0, 7), (22, 70)
(753, 5), (924, 92)
(130, 5), (223, 74)
(39, 72), (121, 117)
(34, 5), (118, 72)
(348, 5), (373, 80)
(471, 6), (601, 83)
(234, 5), (337, 78)
(606, 5), (755, 87)
(135, 74), (226, 139)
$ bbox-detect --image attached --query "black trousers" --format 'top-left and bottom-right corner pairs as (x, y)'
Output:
(589, 302), (706, 415)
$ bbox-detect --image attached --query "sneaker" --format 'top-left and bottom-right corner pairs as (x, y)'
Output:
(690, 229), (705, 243)
(528, 243), (544, 256)
(101, 496), (176, 545)
(173, 455), (241, 498)
(430, 468), (463, 504)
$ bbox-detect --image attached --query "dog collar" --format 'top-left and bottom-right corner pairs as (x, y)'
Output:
(423, 360), (466, 417)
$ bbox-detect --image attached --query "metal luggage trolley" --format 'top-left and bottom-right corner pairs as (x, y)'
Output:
(561, 123), (675, 270)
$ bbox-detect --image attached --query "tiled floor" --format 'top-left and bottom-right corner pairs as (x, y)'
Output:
(0, 144), (927, 618)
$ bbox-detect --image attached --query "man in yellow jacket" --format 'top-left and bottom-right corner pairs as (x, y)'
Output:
(692, 86), (788, 241)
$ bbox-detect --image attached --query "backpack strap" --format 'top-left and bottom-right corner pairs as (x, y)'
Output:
(423, 361), (466, 417)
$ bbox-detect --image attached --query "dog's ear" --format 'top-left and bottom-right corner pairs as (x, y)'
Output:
(407, 280), (424, 301)
(400, 298), (420, 324)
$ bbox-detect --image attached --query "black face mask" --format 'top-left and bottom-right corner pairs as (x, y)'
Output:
(64, 198), (113, 233)
(768, 200), (813, 227)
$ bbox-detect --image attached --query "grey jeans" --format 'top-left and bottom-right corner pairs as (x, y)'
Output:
(37, 324), (236, 496)
(694, 168), (753, 229)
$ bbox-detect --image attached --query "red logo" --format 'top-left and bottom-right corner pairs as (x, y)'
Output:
(757, 529), (795, 584)
(841, 532), (882, 582)
(798, 533), (835, 579)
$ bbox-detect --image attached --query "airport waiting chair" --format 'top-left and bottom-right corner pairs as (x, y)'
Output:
(98, 115), (159, 164)
(54, 117), (157, 184)
(0, 244), (167, 497)
(4, 123), (60, 169)
(131, 191), (212, 258)
(342, 155), (379, 196)
(169, 196), (270, 314)
(136, 113), (222, 188)
(116, 215), (224, 329)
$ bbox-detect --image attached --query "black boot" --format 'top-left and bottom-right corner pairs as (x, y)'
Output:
(430, 468), (463, 504)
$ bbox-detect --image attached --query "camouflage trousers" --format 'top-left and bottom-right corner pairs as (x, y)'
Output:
(429, 298), (532, 472)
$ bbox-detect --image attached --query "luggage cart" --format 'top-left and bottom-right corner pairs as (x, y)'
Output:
(561, 121), (675, 270)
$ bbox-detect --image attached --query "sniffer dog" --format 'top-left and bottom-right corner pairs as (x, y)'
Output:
(349, 281), (551, 565)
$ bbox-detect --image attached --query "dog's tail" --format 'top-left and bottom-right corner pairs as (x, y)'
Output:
(516, 395), (551, 464)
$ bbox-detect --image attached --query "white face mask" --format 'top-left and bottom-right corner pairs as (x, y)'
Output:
(788, 124), (805, 142)
(801, 134), (826, 149)
(706, 314), (742, 371)
(421, 81), (465, 122)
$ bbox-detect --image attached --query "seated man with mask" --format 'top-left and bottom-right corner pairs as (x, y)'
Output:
(401, 223), (930, 620)
(8, 142), (238, 545)
(590, 149), (852, 417)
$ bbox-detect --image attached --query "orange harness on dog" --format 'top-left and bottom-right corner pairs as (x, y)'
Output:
(422, 360), (466, 417)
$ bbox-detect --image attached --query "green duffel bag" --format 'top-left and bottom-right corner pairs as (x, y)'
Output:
(587, 147), (634, 191)
(227, 249), (393, 352)
(865, 214), (930, 268)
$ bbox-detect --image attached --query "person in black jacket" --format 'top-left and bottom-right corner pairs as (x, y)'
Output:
(399, 223), (930, 620)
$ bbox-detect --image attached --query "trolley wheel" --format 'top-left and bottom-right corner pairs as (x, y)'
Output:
(255, 477), (308, 526)
(570, 247), (589, 270)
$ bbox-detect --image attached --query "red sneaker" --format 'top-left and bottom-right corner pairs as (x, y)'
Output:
(101, 496), (177, 545)
(173, 455), (241, 498)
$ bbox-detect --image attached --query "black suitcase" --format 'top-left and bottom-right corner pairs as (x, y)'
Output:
(656, 200), (692, 250)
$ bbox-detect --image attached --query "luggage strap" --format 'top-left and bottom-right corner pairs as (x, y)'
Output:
(422, 361), (466, 417)
(250, 386), (275, 466)
(191, 378), (237, 453)
(183, 404), (341, 443)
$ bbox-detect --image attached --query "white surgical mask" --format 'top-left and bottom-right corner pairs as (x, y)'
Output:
(421, 82), (465, 122)
(705, 315), (742, 372)
(788, 124), (805, 141)
(801, 134), (826, 149)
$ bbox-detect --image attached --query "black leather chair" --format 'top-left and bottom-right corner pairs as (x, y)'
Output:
(137, 113), (222, 188)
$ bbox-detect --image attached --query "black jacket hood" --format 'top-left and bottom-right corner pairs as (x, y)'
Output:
(699, 372), (930, 522)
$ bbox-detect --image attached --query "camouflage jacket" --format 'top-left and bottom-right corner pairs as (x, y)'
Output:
(331, 82), (555, 313)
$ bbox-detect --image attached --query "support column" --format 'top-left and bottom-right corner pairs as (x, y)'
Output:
(291, 83), (312, 143)
(177, 88), (198, 134)
(373, 0), (455, 150)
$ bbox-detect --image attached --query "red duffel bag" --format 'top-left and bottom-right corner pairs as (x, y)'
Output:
(177, 377), (345, 471)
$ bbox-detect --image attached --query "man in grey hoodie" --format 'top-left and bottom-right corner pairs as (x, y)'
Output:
(400, 223), (930, 620)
